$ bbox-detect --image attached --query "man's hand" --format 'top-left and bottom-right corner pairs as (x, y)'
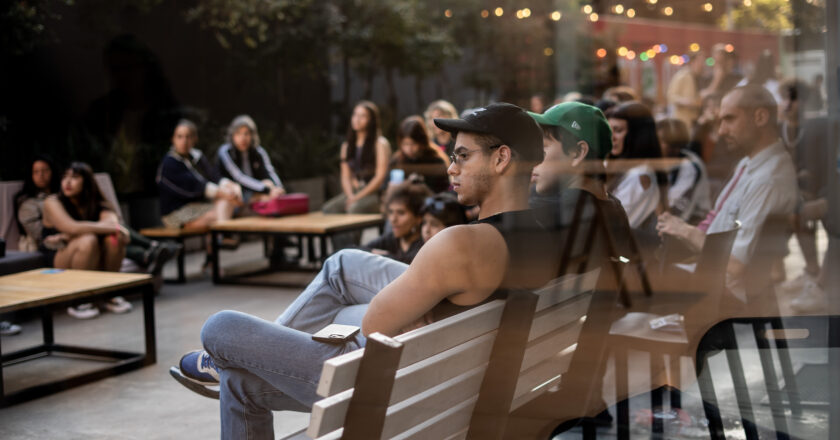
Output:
(656, 212), (688, 238)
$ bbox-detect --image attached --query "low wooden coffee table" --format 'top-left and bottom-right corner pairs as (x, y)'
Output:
(210, 213), (384, 286)
(0, 269), (155, 407)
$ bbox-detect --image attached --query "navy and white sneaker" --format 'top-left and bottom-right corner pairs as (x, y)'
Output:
(170, 350), (221, 399)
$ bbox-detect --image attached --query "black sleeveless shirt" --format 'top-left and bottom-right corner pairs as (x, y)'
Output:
(430, 209), (564, 321)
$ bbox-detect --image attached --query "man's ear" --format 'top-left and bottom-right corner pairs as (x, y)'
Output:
(494, 144), (513, 173)
(572, 141), (589, 167)
(753, 107), (770, 128)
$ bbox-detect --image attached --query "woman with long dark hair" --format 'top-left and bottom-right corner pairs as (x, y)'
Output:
(323, 101), (391, 214)
(605, 101), (666, 230)
(14, 155), (62, 252)
(389, 116), (450, 193)
(43, 162), (133, 318)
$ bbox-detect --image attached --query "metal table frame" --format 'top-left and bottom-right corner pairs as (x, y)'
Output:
(0, 282), (156, 407)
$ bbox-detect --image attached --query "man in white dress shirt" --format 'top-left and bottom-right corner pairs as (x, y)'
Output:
(657, 85), (798, 300)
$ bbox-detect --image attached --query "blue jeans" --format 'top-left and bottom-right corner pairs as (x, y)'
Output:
(200, 249), (408, 440)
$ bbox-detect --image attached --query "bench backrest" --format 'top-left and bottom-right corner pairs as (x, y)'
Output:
(308, 269), (600, 440)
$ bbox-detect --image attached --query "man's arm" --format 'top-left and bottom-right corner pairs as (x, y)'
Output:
(657, 212), (706, 253)
(362, 223), (508, 337)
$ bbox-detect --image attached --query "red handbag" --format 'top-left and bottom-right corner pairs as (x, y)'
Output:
(250, 193), (309, 216)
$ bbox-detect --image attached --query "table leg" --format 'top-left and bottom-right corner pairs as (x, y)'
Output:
(307, 235), (316, 265)
(320, 234), (328, 266)
(211, 230), (221, 284)
(0, 333), (4, 399)
(142, 284), (156, 365)
(176, 237), (186, 283)
(42, 307), (54, 347)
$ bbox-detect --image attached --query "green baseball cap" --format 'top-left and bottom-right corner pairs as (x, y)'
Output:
(528, 102), (613, 159)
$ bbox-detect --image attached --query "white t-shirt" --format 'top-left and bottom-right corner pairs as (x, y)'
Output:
(613, 164), (660, 229)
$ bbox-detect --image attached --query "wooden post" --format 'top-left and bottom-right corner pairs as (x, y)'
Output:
(342, 333), (403, 440)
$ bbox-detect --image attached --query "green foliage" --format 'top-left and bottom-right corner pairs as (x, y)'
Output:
(1, 0), (74, 55)
(722, 0), (794, 31)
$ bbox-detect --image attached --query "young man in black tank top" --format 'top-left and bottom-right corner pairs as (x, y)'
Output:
(363, 103), (554, 335)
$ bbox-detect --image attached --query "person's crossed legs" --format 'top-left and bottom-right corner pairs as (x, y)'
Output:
(177, 249), (408, 439)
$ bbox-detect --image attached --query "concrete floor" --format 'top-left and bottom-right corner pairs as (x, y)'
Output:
(0, 228), (833, 439)
(0, 242), (311, 439)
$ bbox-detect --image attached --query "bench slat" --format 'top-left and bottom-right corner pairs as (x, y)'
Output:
(308, 332), (497, 437)
(511, 348), (576, 411)
(382, 365), (487, 439)
(393, 396), (478, 440)
(521, 319), (585, 372)
(528, 294), (592, 342)
(534, 269), (600, 313)
(316, 300), (505, 397)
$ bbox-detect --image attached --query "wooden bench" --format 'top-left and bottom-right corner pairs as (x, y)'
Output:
(139, 225), (210, 283)
(0, 268), (156, 407)
(301, 269), (602, 440)
(209, 213), (384, 286)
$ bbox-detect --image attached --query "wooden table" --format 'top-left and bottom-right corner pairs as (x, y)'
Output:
(0, 269), (155, 407)
(210, 213), (384, 286)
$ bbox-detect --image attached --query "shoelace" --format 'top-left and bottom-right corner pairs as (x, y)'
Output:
(200, 353), (216, 372)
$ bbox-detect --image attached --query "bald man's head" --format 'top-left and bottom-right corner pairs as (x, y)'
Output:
(718, 85), (780, 155)
(726, 84), (778, 129)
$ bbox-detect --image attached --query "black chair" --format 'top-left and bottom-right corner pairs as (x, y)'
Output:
(609, 222), (740, 438)
(696, 315), (840, 439)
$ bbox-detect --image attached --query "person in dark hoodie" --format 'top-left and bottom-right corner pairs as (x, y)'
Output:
(157, 119), (242, 229)
(216, 115), (285, 205)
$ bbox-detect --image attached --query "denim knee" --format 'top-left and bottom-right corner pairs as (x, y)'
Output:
(201, 310), (243, 356)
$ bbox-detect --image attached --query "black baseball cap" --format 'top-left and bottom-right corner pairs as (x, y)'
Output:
(433, 103), (543, 161)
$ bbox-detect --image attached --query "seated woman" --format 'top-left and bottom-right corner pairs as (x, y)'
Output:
(388, 116), (450, 193)
(420, 192), (469, 243)
(158, 119), (242, 229)
(42, 162), (132, 319)
(606, 101), (667, 234)
(424, 100), (458, 154)
(217, 115), (285, 206)
(16, 156), (176, 275)
(361, 182), (432, 264)
(323, 101), (391, 214)
(656, 118), (711, 224)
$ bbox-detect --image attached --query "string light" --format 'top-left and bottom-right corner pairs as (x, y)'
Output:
(516, 9), (523, 18)
(743, 0), (752, 6)
(481, 9), (489, 18)
(583, 5), (593, 14)
(663, 6), (674, 16)
(706, 57), (715, 66)
(670, 55), (681, 65)
(626, 50), (636, 60)
(615, 4), (624, 14)
(589, 12), (599, 22)
(725, 44), (735, 52)
(596, 48), (607, 58)
(551, 11), (562, 21)
(494, 7), (503, 17)
(522, 8), (531, 18)
(626, 8), (636, 18)
(653, 45), (662, 54)
(640, 52), (649, 61)
(690, 43), (700, 52)
(618, 46), (629, 56)
(649, 0), (658, 4)
(444, 9), (452, 18)
(544, 47), (554, 56)
(703, 3), (713, 12)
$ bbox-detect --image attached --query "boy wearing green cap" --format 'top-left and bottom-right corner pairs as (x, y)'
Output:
(528, 102), (629, 235)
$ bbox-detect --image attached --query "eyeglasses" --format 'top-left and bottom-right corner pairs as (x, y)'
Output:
(449, 144), (502, 167)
